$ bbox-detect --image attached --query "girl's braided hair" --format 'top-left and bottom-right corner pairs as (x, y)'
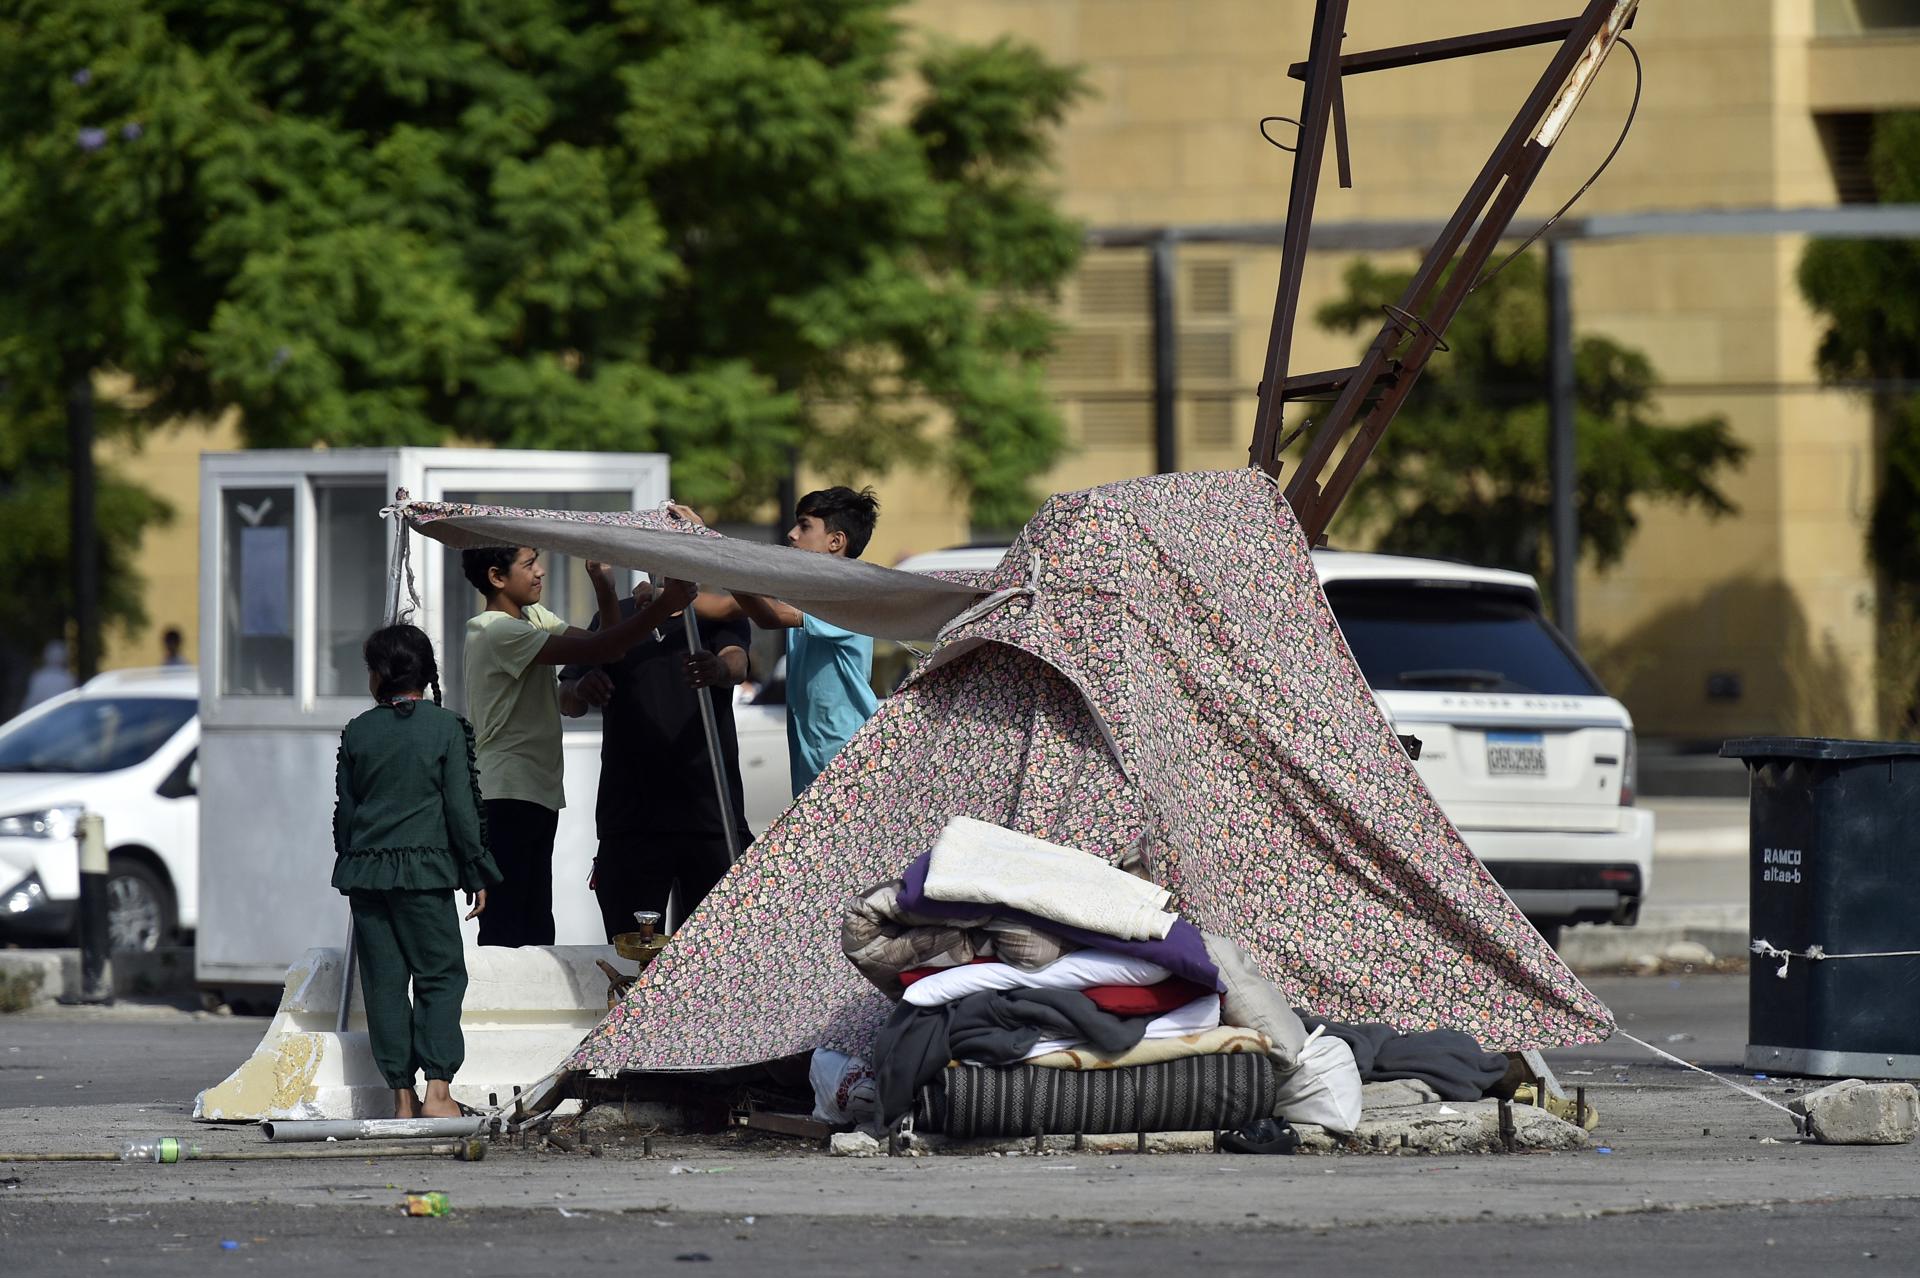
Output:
(363, 623), (442, 716)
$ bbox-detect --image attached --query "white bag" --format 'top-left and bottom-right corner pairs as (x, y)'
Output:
(1271, 1031), (1364, 1134)
(808, 1049), (879, 1128)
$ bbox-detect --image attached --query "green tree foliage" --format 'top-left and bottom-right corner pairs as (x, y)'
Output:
(0, 1), (195, 679)
(1, 0), (1089, 543)
(0, 436), (172, 670)
(1312, 254), (1747, 578)
(1799, 112), (1920, 588)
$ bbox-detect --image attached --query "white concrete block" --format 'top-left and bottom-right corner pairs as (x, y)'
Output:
(0, 951), (70, 1011)
(193, 944), (622, 1121)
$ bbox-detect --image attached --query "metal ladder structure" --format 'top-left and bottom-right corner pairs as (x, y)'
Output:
(1249, 0), (1643, 545)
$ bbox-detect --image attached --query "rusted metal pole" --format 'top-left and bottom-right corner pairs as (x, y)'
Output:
(1307, 140), (1556, 522)
(1247, 0), (1349, 474)
(1277, 0), (1640, 541)
(1285, 12), (1634, 81)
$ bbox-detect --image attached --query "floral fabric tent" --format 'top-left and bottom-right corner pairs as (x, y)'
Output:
(398, 467), (1613, 1072)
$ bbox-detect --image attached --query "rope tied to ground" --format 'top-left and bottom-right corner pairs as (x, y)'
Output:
(1616, 1031), (1804, 1133)
(1750, 937), (1920, 979)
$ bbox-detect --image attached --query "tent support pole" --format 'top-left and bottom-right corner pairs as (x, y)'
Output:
(685, 608), (743, 865)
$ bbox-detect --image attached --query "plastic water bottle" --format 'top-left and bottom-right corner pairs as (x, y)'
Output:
(119, 1137), (202, 1163)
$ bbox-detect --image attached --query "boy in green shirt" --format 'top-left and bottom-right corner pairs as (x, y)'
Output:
(461, 545), (692, 946)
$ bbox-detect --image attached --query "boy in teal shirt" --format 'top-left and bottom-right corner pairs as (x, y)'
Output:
(723, 488), (881, 793)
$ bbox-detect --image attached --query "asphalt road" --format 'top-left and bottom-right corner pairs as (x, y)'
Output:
(0, 1005), (262, 1113)
(4, 1197), (1909, 1278)
(5, 974), (1916, 1278)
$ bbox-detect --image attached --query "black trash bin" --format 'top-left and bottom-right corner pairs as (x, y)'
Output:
(1721, 736), (1920, 1079)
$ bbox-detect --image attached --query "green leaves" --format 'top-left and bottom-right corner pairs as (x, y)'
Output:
(1313, 253), (1746, 578)
(1, 0), (1085, 542)
(1798, 111), (1920, 589)
(200, 224), (493, 447)
(914, 37), (1088, 180)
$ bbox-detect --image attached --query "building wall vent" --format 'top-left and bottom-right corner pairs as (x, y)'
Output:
(1049, 331), (1128, 382)
(1189, 396), (1238, 447)
(1076, 262), (1150, 316)
(1186, 261), (1234, 317)
(1079, 399), (1152, 447)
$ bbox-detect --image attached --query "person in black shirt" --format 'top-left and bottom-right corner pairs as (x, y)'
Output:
(559, 578), (754, 940)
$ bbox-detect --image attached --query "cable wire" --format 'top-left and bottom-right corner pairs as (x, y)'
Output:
(1472, 37), (1644, 293)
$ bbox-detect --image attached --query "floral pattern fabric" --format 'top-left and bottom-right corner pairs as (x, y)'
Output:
(407, 468), (1613, 1072)
(397, 497), (978, 642)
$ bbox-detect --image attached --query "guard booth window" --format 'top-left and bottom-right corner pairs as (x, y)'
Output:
(220, 486), (296, 696)
(315, 484), (389, 697)
(436, 489), (631, 719)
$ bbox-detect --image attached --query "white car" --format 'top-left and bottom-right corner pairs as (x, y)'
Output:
(0, 663), (794, 956)
(731, 696), (794, 835)
(0, 668), (200, 952)
(888, 546), (1654, 947)
(1315, 552), (1653, 947)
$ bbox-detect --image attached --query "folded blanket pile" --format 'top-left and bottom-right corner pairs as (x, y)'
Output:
(1024, 1025), (1272, 1071)
(921, 817), (1177, 941)
(849, 818), (1272, 1128)
(831, 817), (1504, 1140)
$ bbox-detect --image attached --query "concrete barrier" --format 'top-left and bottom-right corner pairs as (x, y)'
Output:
(192, 944), (618, 1121)
(0, 947), (196, 1010)
(0, 951), (71, 1012)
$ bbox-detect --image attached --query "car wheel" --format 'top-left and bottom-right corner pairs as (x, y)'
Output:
(1532, 920), (1564, 951)
(106, 856), (176, 954)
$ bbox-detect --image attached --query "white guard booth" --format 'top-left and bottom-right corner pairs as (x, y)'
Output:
(195, 447), (674, 1120)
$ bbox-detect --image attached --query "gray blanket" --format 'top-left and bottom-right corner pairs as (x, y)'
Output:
(873, 988), (1147, 1124)
(1298, 1015), (1508, 1101)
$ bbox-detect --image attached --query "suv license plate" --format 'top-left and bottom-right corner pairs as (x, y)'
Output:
(1486, 731), (1547, 777)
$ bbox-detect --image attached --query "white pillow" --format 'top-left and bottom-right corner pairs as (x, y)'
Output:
(1020, 993), (1224, 1059)
(902, 950), (1172, 1007)
(1271, 1030), (1363, 1134)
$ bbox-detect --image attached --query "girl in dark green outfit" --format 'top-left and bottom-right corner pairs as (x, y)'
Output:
(333, 624), (501, 1119)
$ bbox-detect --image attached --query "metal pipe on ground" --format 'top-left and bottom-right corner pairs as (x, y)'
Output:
(1, 1140), (486, 1163)
(261, 1117), (488, 1143)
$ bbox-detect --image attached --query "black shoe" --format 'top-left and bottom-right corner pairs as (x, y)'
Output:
(1221, 1118), (1300, 1155)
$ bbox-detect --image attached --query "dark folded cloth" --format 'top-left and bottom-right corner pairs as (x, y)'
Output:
(897, 852), (1222, 991)
(873, 987), (1148, 1124)
(1297, 1015), (1509, 1101)
(917, 1053), (1277, 1139)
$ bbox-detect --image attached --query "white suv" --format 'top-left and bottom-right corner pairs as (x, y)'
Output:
(0, 668), (200, 952)
(1314, 553), (1652, 946)
(890, 546), (1654, 947)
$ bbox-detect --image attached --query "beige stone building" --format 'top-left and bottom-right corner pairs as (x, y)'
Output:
(105, 0), (1920, 741)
